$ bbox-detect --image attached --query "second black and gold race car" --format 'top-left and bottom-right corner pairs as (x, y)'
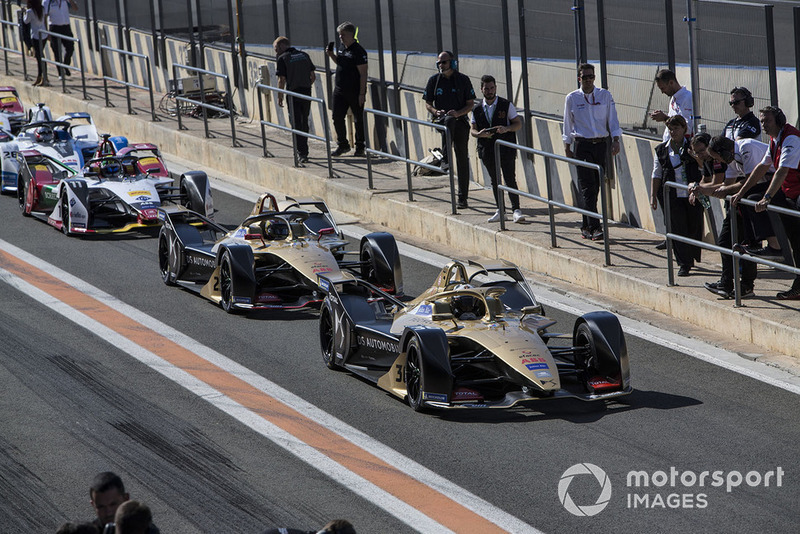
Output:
(158, 193), (403, 312)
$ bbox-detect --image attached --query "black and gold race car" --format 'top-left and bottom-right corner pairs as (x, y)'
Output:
(158, 193), (402, 312)
(319, 259), (631, 411)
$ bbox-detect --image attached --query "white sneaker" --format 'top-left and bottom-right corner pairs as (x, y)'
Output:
(513, 209), (526, 223)
(487, 210), (503, 223)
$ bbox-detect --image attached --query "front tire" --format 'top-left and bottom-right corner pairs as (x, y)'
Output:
(405, 337), (426, 412)
(219, 252), (236, 313)
(19, 178), (32, 216)
(319, 306), (343, 370)
(60, 193), (71, 236)
(158, 232), (178, 286)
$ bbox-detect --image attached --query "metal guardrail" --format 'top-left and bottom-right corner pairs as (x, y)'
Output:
(39, 29), (86, 99)
(254, 82), (333, 177)
(100, 44), (158, 121)
(363, 108), (458, 214)
(494, 139), (611, 266)
(171, 63), (238, 147)
(0, 15), (26, 79)
(663, 181), (800, 306)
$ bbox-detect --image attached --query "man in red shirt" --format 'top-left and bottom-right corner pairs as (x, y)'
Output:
(732, 106), (800, 300)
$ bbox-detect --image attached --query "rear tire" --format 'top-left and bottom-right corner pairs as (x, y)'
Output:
(405, 337), (426, 412)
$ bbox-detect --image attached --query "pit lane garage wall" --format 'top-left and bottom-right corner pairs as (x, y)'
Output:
(8, 9), (798, 240)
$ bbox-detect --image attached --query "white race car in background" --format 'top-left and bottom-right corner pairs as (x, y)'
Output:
(50, 155), (213, 236)
(0, 121), (83, 193)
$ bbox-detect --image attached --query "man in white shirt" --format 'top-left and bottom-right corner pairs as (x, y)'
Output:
(650, 69), (694, 142)
(43, 0), (77, 78)
(700, 135), (775, 298)
(562, 63), (621, 241)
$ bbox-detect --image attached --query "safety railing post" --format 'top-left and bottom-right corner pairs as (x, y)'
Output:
(665, 181), (675, 286)
(544, 157), (557, 248)
(446, 128), (456, 214)
(403, 120), (412, 201)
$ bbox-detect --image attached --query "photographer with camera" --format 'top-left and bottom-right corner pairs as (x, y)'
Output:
(471, 74), (524, 223)
(423, 51), (475, 209)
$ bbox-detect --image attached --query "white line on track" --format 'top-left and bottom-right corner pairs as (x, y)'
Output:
(0, 239), (542, 534)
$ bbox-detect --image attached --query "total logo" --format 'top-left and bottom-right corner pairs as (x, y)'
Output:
(558, 463), (612, 517)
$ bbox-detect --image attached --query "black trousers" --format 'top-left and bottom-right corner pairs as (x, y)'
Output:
(770, 190), (800, 289)
(48, 24), (74, 76)
(742, 181), (778, 242)
(440, 115), (471, 202)
(574, 138), (608, 230)
(665, 188), (704, 268)
(718, 201), (757, 289)
(288, 87), (311, 157)
(481, 151), (519, 210)
(32, 39), (45, 78)
(332, 89), (364, 150)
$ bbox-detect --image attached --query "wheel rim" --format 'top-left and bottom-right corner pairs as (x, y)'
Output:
(406, 344), (422, 406)
(320, 308), (335, 366)
(220, 258), (233, 310)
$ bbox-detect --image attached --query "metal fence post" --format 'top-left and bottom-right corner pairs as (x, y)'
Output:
(765, 5), (778, 106)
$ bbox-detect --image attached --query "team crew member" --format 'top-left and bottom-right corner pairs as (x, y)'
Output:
(724, 87), (760, 140)
(702, 135), (774, 299)
(43, 0), (77, 78)
(424, 51), (476, 209)
(562, 63), (621, 241)
(651, 115), (704, 277)
(471, 75), (525, 223)
(732, 106), (800, 300)
(650, 69), (694, 142)
(274, 36), (316, 163)
(326, 22), (367, 157)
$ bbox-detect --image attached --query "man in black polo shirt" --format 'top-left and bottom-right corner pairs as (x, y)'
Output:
(274, 36), (316, 163)
(724, 87), (760, 141)
(326, 22), (368, 157)
(424, 51), (476, 209)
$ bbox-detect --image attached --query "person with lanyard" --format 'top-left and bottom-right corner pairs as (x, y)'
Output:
(562, 63), (621, 241)
(326, 22), (367, 157)
(650, 115), (704, 277)
(650, 69), (694, 142)
(724, 87), (761, 140)
(471, 74), (525, 223)
(731, 106), (800, 300)
(43, 0), (77, 79)
(423, 50), (476, 209)
(274, 36), (316, 164)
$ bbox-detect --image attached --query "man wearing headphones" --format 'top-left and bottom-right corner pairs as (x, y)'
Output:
(423, 51), (476, 209)
(732, 106), (800, 300)
(702, 135), (774, 299)
(724, 87), (760, 140)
